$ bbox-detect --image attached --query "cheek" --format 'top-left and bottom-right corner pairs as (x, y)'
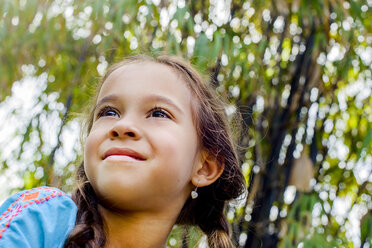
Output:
(84, 132), (97, 160)
(84, 125), (105, 155)
(154, 128), (199, 177)
(159, 125), (197, 154)
(83, 139), (94, 180)
(83, 129), (102, 177)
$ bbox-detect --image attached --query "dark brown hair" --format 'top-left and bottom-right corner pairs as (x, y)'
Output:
(64, 55), (245, 248)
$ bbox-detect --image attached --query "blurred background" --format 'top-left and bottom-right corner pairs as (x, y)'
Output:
(0, 0), (371, 247)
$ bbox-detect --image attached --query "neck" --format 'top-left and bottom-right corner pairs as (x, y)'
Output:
(99, 205), (178, 248)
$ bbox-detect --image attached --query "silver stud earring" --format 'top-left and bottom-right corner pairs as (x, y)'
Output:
(191, 181), (199, 199)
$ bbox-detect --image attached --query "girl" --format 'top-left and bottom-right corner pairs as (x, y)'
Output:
(0, 55), (245, 247)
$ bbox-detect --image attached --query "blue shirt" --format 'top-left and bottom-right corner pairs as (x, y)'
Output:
(0, 187), (77, 248)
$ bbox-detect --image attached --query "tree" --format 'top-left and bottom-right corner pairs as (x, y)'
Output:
(0, 0), (371, 247)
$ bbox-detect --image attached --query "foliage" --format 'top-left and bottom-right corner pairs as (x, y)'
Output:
(0, 0), (371, 247)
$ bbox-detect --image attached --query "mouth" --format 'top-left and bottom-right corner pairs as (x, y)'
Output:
(103, 148), (146, 161)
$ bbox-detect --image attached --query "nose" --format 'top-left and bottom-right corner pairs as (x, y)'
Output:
(109, 117), (141, 140)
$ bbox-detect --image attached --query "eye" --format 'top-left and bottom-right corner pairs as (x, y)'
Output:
(148, 107), (171, 119)
(96, 106), (119, 118)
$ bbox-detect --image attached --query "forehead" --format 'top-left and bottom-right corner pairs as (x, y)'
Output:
(97, 61), (194, 109)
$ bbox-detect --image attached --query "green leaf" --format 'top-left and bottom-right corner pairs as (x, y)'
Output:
(211, 30), (222, 60)
(193, 32), (210, 69)
(357, 126), (372, 160)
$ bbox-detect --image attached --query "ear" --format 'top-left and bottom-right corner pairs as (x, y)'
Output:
(191, 151), (224, 187)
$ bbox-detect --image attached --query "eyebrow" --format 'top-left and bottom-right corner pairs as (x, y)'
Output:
(94, 94), (120, 113)
(145, 94), (184, 114)
(94, 94), (184, 114)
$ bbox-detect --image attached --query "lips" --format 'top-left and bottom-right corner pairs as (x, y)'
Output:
(103, 148), (146, 161)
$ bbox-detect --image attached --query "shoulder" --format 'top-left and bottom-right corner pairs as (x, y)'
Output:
(0, 186), (77, 247)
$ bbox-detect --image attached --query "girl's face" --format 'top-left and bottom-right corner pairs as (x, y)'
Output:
(84, 62), (202, 213)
